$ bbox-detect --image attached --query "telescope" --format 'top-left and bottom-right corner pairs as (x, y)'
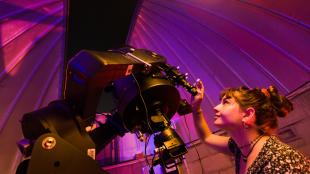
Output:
(16, 47), (197, 174)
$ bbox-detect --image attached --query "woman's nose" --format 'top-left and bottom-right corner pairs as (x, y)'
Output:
(214, 104), (220, 113)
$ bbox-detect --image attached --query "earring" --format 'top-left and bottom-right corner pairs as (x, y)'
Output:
(242, 113), (256, 129)
(242, 121), (250, 129)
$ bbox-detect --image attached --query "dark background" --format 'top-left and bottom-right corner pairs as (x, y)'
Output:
(65, 0), (139, 60)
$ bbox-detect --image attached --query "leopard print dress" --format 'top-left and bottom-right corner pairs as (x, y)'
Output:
(228, 136), (310, 174)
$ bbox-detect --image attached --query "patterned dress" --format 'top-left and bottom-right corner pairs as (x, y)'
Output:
(228, 136), (310, 174)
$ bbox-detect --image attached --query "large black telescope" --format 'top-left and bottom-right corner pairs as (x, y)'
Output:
(17, 47), (197, 174)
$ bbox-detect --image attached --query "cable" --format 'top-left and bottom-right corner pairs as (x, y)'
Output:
(149, 153), (156, 174)
(132, 73), (156, 172)
(144, 134), (151, 167)
(184, 115), (205, 174)
(131, 74), (154, 133)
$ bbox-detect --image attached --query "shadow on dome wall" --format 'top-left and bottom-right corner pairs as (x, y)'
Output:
(0, 1), (62, 87)
(0, 2), (65, 173)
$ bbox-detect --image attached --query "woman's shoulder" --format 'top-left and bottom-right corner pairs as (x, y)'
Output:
(260, 136), (310, 173)
(267, 136), (307, 158)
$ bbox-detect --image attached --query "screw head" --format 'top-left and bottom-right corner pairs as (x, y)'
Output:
(42, 137), (56, 150)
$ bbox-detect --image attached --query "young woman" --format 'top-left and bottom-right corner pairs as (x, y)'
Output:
(191, 80), (310, 174)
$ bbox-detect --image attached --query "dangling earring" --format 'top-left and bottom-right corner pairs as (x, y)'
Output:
(242, 121), (250, 129)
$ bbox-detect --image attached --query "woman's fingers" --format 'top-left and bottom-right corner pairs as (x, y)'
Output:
(192, 79), (204, 105)
(195, 79), (204, 93)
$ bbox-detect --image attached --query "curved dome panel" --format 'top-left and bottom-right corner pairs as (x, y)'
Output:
(0, 1), (65, 173)
(127, 0), (310, 134)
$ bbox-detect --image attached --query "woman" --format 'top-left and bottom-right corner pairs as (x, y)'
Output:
(191, 80), (309, 174)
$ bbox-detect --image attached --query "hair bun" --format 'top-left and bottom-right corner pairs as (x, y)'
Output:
(267, 86), (293, 118)
(277, 96), (293, 117)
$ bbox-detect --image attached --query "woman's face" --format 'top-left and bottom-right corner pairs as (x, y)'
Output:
(213, 95), (246, 130)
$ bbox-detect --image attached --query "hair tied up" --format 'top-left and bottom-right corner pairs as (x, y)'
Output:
(261, 88), (270, 98)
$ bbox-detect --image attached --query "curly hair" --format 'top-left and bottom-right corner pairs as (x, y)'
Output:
(220, 86), (293, 135)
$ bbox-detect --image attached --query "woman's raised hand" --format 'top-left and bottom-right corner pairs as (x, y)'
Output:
(191, 79), (204, 111)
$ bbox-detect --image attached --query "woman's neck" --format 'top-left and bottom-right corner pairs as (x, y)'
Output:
(229, 128), (268, 173)
(229, 128), (261, 149)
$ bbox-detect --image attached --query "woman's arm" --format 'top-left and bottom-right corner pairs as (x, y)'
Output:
(192, 80), (230, 154)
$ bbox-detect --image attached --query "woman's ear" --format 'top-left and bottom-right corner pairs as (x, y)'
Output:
(242, 107), (256, 126)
